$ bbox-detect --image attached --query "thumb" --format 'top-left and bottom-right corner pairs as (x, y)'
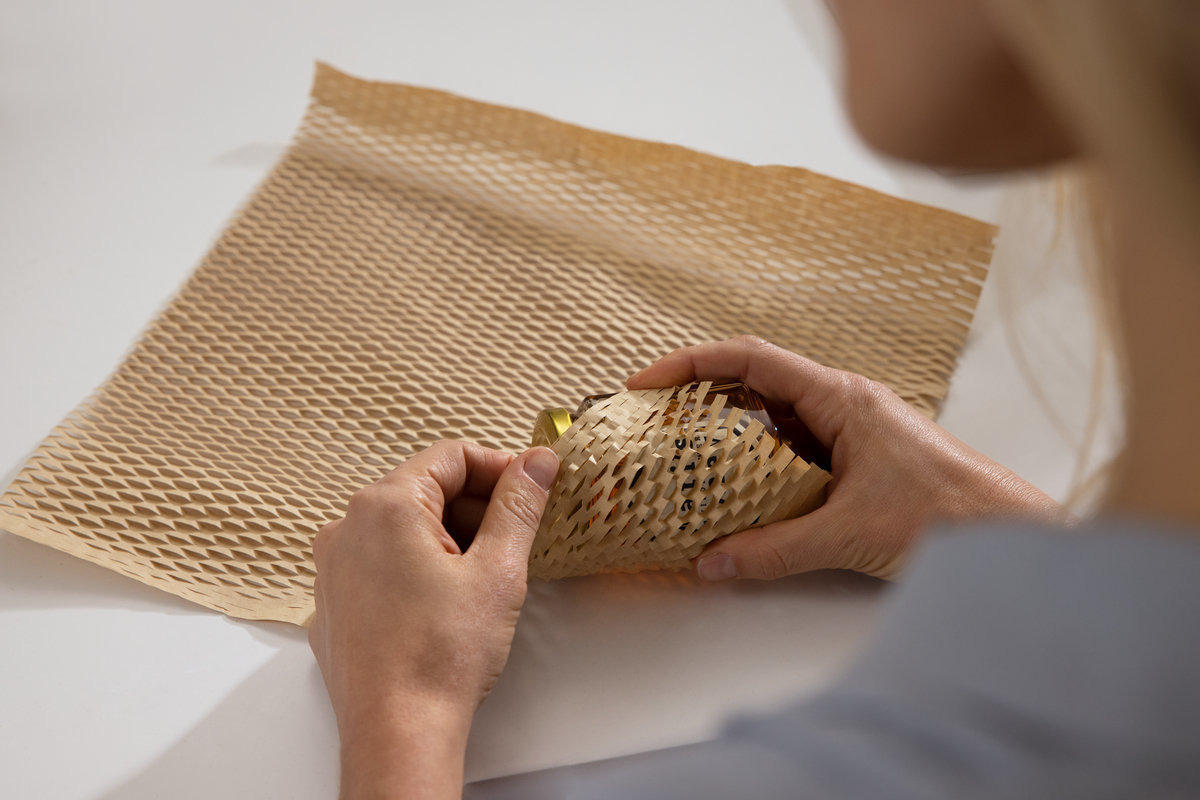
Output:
(695, 504), (846, 581)
(471, 447), (559, 569)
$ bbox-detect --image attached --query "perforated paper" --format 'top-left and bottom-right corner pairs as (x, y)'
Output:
(529, 382), (830, 580)
(0, 64), (995, 624)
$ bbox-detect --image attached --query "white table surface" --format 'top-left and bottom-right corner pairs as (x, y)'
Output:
(0, 1), (1112, 797)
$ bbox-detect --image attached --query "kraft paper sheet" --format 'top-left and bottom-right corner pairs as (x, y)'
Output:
(0, 64), (996, 624)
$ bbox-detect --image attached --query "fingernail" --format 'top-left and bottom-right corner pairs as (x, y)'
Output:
(697, 553), (736, 581)
(523, 447), (559, 491)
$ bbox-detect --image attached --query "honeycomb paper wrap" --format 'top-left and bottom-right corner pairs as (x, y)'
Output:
(529, 383), (830, 580)
(0, 64), (996, 625)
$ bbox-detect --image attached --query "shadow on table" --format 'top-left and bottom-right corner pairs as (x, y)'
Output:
(0, 504), (337, 799)
(92, 628), (340, 800)
(0, 530), (213, 618)
(71, 568), (882, 800)
(0, 449), (205, 617)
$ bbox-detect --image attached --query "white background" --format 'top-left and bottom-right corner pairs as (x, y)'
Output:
(0, 1), (1112, 797)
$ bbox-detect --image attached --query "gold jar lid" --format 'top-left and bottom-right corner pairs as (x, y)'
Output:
(531, 407), (573, 447)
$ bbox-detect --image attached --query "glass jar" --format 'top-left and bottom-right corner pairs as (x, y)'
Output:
(532, 380), (827, 469)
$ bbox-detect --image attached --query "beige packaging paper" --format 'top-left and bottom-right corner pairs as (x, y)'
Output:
(0, 64), (995, 625)
(530, 382), (830, 580)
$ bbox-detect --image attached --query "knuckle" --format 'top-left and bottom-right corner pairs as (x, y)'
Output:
(496, 487), (544, 531)
(748, 540), (792, 580)
(375, 493), (416, 526)
(428, 439), (460, 458)
(346, 482), (418, 526)
(865, 377), (899, 405)
(345, 486), (378, 517)
(311, 523), (337, 565)
(735, 333), (770, 352)
(420, 439), (468, 472)
(843, 373), (891, 412)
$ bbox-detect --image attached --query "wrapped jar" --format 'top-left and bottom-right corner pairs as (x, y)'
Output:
(526, 381), (830, 580)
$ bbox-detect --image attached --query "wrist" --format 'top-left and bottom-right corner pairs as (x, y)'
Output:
(338, 694), (473, 800)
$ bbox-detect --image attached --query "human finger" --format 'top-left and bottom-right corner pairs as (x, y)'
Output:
(694, 502), (852, 580)
(374, 441), (514, 521)
(627, 335), (857, 446)
(469, 447), (558, 572)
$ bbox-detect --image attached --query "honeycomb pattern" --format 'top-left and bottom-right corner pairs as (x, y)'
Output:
(0, 64), (996, 624)
(529, 383), (830, 580)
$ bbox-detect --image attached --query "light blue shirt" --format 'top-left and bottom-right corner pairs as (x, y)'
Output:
(470, 521), (1200, 799)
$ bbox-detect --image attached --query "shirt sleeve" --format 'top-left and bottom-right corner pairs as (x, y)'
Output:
(467, 520), (1200, 800)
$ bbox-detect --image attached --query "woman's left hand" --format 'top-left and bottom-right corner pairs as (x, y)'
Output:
(308, 440), (559, 800)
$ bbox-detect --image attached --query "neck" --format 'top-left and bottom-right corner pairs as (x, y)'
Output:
(1102, 189), (1200, 527)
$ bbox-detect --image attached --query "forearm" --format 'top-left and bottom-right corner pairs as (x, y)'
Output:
(338, 699), (471, 800)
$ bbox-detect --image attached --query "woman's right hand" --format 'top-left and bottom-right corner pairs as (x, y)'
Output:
(627, 336), (1071, 581)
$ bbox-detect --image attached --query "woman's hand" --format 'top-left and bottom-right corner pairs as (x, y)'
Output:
(308, 440), (558, 800)
(628, 336), (1071, 582)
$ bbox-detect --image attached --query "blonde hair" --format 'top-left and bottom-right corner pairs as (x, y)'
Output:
(987, 167), (1120, 511)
